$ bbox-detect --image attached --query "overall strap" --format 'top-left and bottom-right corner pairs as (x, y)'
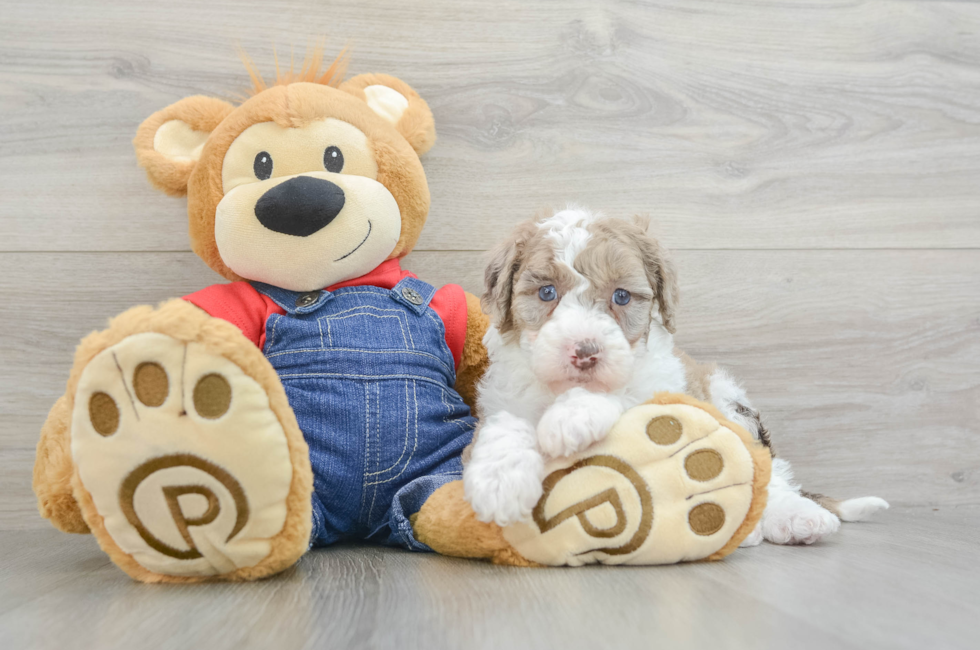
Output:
(250, 281), (336, 315)
(390, 276), (436, 315)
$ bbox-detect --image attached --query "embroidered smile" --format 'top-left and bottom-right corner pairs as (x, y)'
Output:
(334, 220), (372, 262)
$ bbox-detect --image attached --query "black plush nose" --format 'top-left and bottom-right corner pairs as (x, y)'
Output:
(254, 176), (346, 237)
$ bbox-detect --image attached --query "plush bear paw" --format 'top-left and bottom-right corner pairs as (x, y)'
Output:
(500, 395), (770, 566)
(70, 328), (310, 581)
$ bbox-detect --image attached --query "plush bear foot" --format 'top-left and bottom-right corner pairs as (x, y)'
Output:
(416, 393), (771, 566)
(55, 301), (312, 582)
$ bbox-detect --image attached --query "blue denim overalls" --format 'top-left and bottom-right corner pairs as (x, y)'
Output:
(251, 276), (476, 550)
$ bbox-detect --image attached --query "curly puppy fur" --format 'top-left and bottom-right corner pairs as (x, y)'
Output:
(466, 207), (888, 545)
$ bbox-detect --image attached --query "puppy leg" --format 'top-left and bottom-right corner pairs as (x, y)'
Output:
(802, 493), (890, 522)
(536, 387), (624, 458)
(739, 524), (765, 547)
(706, 368), (889, 541)
(761, 458), (841, 544)
(463, 412), (544, 527)
(835, 497), (890, 521)
(707, 368), (771, 447)
(707, 369), (841, 545)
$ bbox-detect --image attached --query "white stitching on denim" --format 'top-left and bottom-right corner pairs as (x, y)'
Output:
(265, 347), (453, 376)
(369, 383), (385, 523)
(328, 290), (389, 298)
(266, 314), (281, 351)
(327, 303), (404, 315)
(269, 347), (440, 361)
(440, 387), (472, 434)
(372, 382), (382, 518)
(365, 379), (420, 486)
(366, 381), (398, 515)
(364, 379), (412, 477)
(317, 318), (325, 349)
(320, 310), (411, 348)
(360, 381), (371, 518)
(276, 372), (451, 389)
(424, 309), (456, 381)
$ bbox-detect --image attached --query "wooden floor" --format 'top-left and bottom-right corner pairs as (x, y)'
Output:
(1, 0), (979, 648)
(2, 508), (978, 650)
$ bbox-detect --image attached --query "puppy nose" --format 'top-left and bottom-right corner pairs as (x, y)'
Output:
(254, 176), (346, 237)
(572, 340), (601, 370)
(575, 340), (601, 359)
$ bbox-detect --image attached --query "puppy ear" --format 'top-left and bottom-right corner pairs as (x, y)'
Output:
(631, 214), (652, 231)
(635, 228), (679, 333)
(482, 221), (536, 332)
(339, 73), (436, 155)
(133, 96), (235, 196)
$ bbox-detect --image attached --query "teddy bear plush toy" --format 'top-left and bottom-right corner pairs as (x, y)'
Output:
(32, 52), (771, 582)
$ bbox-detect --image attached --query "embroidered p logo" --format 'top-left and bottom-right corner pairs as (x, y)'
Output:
(502, 402), (760, 565)
(119, 454), (250, 560)
(532, 455), (654, 556)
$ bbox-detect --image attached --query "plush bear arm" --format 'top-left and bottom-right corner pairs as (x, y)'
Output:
(453, 292), (490, 414)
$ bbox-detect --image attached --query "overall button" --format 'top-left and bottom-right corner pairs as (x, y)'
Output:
(295, 292), (320, 308)
(402, 287), (424, 305)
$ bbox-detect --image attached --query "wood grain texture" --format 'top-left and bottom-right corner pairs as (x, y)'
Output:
(2, 0), (980, 252)
(2, 0), (979, 645)
(1, 509), (978, 650)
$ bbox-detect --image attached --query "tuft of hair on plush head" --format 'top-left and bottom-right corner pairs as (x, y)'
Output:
(238, 40), (350, 97)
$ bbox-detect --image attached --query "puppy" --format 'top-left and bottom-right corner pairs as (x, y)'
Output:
(463, 207), (888, 546)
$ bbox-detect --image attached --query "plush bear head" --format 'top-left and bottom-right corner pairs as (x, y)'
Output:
(134, 52), (435, 291)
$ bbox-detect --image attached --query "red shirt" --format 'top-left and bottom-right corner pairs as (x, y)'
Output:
(183, 259), (468, 369)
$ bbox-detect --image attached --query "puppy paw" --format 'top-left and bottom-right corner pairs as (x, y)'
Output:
(464, 454), (544, 527)
(464, 413), (544, 527)
(762, 494), (841, 545)
(739, 523), (764, 547)
(537, 388), (623, 458)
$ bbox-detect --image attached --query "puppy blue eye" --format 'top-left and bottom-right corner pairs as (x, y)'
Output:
(538, 285), (557, 302)
(613, 289), (631, 305)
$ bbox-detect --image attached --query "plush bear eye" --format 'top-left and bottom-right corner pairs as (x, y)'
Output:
(613, 288), (631, 306)
(253, 151), (273, 180)
(538, 285), (558, 302)
(323, 146), (344, 173)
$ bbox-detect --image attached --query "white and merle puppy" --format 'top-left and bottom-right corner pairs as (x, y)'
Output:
(463, 207), (888, 546)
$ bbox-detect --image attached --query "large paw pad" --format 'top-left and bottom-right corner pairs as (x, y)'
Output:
(71, 333), (295, 577)
(502, 402), (758, 565)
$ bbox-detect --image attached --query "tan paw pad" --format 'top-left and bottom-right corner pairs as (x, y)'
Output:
(502, 402), (757, 566)
(71, 332), (295, 577)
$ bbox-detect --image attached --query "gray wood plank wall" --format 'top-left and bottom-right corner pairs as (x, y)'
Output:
(1, 0), (978, 531)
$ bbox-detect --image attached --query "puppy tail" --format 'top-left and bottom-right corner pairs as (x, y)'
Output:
(803, 492), (890, 522)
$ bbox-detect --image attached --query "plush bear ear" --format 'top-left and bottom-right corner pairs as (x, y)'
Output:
(339, 74), (436, 155)
(133, 96), (235, 196)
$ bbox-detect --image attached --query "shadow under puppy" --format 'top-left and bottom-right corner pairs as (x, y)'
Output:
(463, 207), (888, 546)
